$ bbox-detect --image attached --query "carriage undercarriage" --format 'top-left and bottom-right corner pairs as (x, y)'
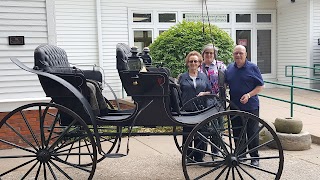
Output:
(0, 44), (283, 179)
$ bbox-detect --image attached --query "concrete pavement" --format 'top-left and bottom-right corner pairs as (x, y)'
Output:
(94, 136), (320, 180)
(0, 88), (319, 179)
(259, 88), (320, 144)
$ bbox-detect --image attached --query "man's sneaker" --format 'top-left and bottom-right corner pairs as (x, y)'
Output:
(250, 159), (259, 167)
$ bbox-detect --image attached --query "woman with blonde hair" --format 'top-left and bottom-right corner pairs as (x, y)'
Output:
(178, 51), (211, 162)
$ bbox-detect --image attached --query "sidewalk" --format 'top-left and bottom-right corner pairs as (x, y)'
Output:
(259, 88), (320, 144)
(94, 136), (320, 180)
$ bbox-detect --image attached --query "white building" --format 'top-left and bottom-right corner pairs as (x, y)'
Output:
(0, 0), (319, 112)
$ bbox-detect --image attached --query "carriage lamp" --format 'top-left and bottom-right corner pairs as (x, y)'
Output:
(128, 46), (143, 71)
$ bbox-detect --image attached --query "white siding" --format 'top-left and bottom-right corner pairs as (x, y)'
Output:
(101, 0), (276, 98)
(312, 0), (320, 89)
(0, 0), (279, 112)
(277, 0), (309, 86)
(0, 0), (48, 111)
(55, 0), (99, 66)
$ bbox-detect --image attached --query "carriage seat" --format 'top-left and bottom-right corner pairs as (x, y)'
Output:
(34, 44), (108, 116)
(116, 43), (131, 72)
(115, 43), (182, 114)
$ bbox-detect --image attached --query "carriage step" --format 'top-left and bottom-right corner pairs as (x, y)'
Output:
(103, 153), (126, 158)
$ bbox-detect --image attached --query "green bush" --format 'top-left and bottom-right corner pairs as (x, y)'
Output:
(149, 21), (234, 77)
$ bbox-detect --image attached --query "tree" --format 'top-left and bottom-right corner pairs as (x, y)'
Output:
(149, 21), (234, 77)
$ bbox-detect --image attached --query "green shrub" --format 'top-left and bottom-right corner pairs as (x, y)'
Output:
(149, 21), (234, 77)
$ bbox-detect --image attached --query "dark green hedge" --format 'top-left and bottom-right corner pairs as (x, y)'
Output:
(149, 21), (234, 77)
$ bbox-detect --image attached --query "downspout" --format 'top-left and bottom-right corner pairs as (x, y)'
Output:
(95, 0), (120, 108)
(308, 0), (314, 88)
(46, 0), (57, 45)
(96, 0), (103, 70)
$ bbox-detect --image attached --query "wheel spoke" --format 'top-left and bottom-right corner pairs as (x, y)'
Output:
(45, 111), (60, 148)
(43, 162), (47, 180)
(225, 167), (231, 180)
(3, 122), (38, 151)
(237, 125), (265, 155)
(35, 161), (42, 180)
(240, 163), (277, 175)
(48, 160), (73, 180)
(62, 140), (75, 162)
(84, 139), (95, 162)
(51, 157), (92, 172)
(78, 140), (81, 165)
(237, 164), (257, 179)
(239, 139), (275, 158)
(235, 166), (245, 180)
(234, 116), (249, 155)
(0, 154), (37, 159)
(0, 158), (37, 176)
(48, 120), (77, 151)
(20, 111), (41, 149)
(226, 114), (234, 153)
(21, 161), (40, 179)
(231, 167), (235, 180)
(0, 138), (36, 154)
(54, 152), (95, 157)
(54, 135), (87, 153)
(197, 125), (229, 156)
(194, 162), (225, 180)
(46, 162), (58, 180)
(39, 106), (46, 149)
(215, 165), (228, 180)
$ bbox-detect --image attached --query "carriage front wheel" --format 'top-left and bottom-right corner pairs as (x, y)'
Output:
(182, 110), (284, 180)
(0, 102), (97, 179)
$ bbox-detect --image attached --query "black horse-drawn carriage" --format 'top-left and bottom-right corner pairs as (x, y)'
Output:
(0, 44), (283, 179)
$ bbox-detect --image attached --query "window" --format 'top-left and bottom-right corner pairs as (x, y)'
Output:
(133, 13), (151, 22)
(257, 14), (272, 23)
(159, 13), (176, 23)
(257, 30), (271, 74)
(236, 14), (251, 23)
(134, 30), (152, 51)
(236, 30), (251, 60)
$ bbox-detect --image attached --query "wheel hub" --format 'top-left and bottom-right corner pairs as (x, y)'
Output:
(37, 149), (51, 163)
(225, 155), (239, 167)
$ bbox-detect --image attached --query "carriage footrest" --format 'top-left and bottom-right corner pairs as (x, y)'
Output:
(103, 153), (126, 158)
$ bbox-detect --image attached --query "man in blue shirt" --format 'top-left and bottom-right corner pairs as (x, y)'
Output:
(225, 45), (264, 167)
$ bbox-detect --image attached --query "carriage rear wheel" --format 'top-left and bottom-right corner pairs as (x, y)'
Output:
(182, 110), (284, 180)
(0, 102), (97, 179)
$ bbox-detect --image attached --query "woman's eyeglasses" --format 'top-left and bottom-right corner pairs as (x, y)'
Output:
(204, 52), (214, 55)
(188, 60), (199, 63)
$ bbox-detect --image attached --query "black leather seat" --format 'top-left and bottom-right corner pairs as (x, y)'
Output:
(34, 44), (105, 124)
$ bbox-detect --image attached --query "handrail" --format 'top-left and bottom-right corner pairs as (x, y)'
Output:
(259, 65), (320, 117)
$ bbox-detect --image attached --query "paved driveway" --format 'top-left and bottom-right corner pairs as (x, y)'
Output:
(93, 136), (320, 180)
